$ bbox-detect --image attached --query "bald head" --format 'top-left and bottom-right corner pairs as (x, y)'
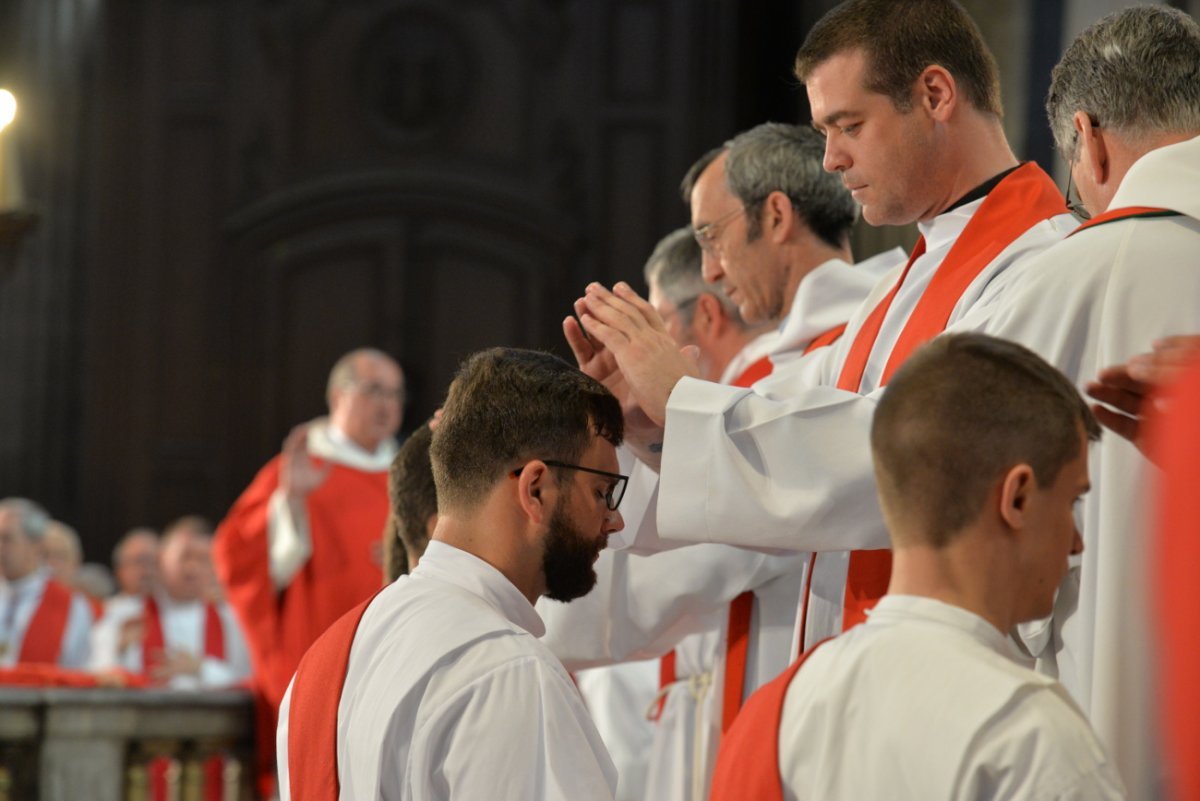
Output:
(327, 349), (405, 453)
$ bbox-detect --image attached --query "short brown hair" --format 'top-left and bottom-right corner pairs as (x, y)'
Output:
(386, 423), (437, 581)
(794, 0), (1002, 118)
(871, 333), (1100, 546)
(431, 348), (623, 512)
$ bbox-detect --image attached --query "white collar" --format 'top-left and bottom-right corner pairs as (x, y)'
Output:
(916, 196), (986, 254)
(306, 418), (398, 472)
(1108, 134), (1200, 220)
(412, 540), (545, 637)
(868, 594), (1025, 662)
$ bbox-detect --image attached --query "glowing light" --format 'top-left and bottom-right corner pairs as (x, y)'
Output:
(0, 90), (16, 132)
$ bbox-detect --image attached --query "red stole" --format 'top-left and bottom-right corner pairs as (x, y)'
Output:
(285, 591), (381, 801)
(708, 640), (829, 801)
(827, 162), (1067, 634)
(17, 578), (74, 665)
(1150, 358), (1200, 801)
(142, 595), (226, 680)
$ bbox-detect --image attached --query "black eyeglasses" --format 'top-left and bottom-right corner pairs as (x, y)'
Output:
(511, 460), (628, 510)
(1062, 118), (1099, 221)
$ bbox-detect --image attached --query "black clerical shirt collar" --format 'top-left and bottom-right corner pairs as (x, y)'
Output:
(944, 163), (1024, 213)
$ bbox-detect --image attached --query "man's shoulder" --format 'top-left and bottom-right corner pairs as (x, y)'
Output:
(962, 682), (1122, 798)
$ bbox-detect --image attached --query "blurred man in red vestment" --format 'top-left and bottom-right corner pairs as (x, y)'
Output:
(213, 348), (403, 788)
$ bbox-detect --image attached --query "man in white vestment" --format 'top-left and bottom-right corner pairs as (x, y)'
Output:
(956, 7), (1200, 793)
(0, 498), (93, 668)
(91, 517), (251, 688)
(278, 348), (627, 801)
(571, 0), (1073, 661)
(710, 333), (1125, 800)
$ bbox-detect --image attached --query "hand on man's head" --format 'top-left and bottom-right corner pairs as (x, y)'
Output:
(577, 282), (701, 427)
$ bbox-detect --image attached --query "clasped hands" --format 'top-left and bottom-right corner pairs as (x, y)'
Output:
(563, 282), (700, 462)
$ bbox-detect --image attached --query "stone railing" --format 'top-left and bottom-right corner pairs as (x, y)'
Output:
(0, 687), (255, 801)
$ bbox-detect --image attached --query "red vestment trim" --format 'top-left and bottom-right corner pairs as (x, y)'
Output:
(720, 591), (754, 734)
(834, 163), (1068, 632)
(142, 596), (226, 681)
(709, 640), (830, 801)
(18, 579), (73, 665)
(1069, 205), (1179, 235)
(652, 650), (676, 722)
(286, 591), (381, 801)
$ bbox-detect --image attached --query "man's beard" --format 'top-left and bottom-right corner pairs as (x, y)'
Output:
(541, 497), (603, 602)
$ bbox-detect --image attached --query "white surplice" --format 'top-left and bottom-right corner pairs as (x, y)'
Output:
(539, 254), (895, 801)
(89, 592), (252, 688)
(0, 568), (93, 669)
(574, 659), (659, 801)
(277, 540), (617, 801)
(778, 596), (1126, 801)
(963, 135), (1200, 797)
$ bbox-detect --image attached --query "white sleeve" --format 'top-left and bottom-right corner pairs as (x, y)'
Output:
(60, 595), (94, 670)
(657, 375), (887, 552)
(267, 489), (312, 590)
(539, 544), (803, 668)
(409, 657), (617, 801)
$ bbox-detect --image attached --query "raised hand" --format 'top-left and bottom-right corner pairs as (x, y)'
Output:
(279, 423), (332, 500)
(577, 282), (701, 427)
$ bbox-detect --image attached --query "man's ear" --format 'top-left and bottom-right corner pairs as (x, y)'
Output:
(998, 464), (1035, 532)
(692, 293), (726, 339)
(763, 190), (795, 244)
(916, 65), (957, 121)
(1073, 111), (1108, 186)
(515, 460), (553, 525)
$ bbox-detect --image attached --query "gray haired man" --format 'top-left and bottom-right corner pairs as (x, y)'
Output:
(968, 6), (1200, 793)
(0, 498), (94, 668)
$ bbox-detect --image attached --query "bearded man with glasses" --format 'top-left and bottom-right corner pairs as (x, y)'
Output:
(279, 347), (626, 801)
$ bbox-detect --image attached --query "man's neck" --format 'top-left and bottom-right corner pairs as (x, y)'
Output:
(432, 512), (542, 606)
(3, 564), (40, 586)
(327, 421), (383, 456)
(779, 239), (853, 319)
(702, 331), (760, 382)
(887, 541), (1016, 634)
(918, 117), (1019, 222)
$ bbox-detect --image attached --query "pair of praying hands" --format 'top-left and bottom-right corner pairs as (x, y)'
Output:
(563, 283), (701, 462)
(1086, 336), (1200, 463)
